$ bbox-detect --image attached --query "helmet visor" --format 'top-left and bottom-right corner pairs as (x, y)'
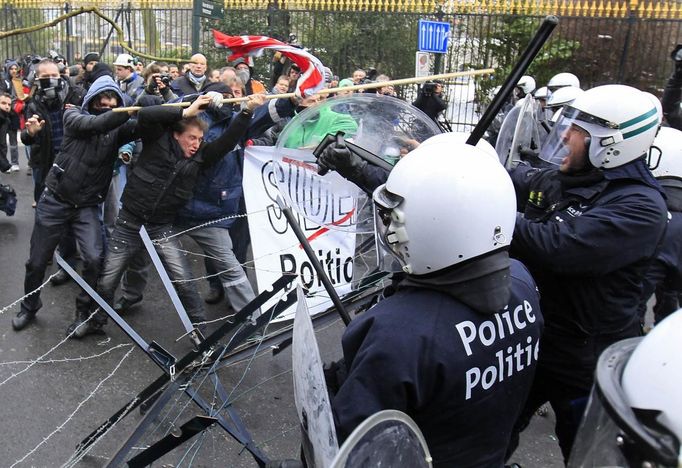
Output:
(373, 185), (405, 273)
(569, 386), (631, 468)
(538, 107), (591, 167)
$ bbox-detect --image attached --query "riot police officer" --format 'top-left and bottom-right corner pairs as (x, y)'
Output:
(331, 138), (544, 467)
(507, 84), (668, 462)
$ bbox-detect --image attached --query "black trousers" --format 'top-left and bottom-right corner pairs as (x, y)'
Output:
(507, 322), (641, 463)
(21, 190), (103, 317)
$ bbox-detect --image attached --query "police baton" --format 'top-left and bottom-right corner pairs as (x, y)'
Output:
(277, 196), (353, 326)
(467, 15), (559, 146)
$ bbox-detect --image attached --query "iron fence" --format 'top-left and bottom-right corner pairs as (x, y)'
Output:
(2, 3), (681, 127)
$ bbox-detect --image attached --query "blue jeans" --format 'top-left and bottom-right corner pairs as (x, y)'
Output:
(22, 190), (104, 317)
(178, 225), (256, 313)
(94, 215), (206, 325)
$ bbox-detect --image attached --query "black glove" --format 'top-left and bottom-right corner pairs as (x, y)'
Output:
(136, 94), (163, 107)
(323, 358), (347, 398)
(318, 140), (367, 183)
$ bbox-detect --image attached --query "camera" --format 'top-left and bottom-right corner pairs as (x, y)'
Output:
(152, 72), (172, 89)
(421, 81), (438, 96)
(159, 72), (172, 87)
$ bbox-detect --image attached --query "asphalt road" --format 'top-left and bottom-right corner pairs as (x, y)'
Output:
(0, 162), (563, 467)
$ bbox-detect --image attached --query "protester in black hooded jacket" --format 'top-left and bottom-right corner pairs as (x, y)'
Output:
(69, 93), (265, 338)
(12, 75), (137, 333)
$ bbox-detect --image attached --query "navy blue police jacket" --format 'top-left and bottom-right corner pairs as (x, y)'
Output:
(332, 260), (543, 467)
(639, 211), (682, 319)
(510, 162), (667, 338)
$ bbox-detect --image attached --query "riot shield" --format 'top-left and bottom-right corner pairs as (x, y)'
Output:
(495, 95), (541, 169)
(292, 285), (339, 467)
(330, 410), (433, 468)
(274, 94), (440, 235)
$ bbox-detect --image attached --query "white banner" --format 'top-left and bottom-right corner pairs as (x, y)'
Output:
(243, 146), (358, 321)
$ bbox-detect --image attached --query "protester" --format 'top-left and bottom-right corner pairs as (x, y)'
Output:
(70, 93), (265, 338)
(171, 53), (211, 96)
(113, 53), (144, 103)
(233, 58), (266, 95)
(12, 75), (137, 332)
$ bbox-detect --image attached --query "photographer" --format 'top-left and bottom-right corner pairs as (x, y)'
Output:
(662, 44), (682, 130)
(412, 80), (447, 121)
(138, 62), (177, 103)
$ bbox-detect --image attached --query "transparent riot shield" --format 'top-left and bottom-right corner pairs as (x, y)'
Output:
(495, 95), (541, 169)
(330, 410), (433, 468)
(292, 285), (339, 467)
(275, 94), (440, 277)
(271, 151), (374, 235)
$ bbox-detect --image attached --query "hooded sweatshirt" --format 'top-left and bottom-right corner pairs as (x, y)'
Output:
(44, 76), (136, 207)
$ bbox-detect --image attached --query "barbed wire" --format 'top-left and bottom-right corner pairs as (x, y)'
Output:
(0, 271), (59, 316)
(61, 396), (141, 468)
(11, 345), (135, 467)
(0, 308), (103, 388)
(0, 343), (132, 367)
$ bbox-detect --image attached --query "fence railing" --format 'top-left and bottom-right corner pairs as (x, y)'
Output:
(4, 0), (682, 17)
(2, 2), (681, 128)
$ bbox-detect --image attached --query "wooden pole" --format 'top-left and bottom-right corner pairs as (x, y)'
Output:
(113, 68), (495, 113)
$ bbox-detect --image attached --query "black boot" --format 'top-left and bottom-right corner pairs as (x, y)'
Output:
(12, 310), (36, 331)
(50, 269), (71, 286)
(113, 296), (143, 314)
(66, 311), (106, 339)
(204, 286), (224, 304)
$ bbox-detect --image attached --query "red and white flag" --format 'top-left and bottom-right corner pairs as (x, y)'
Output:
(213, 30), (325, 97)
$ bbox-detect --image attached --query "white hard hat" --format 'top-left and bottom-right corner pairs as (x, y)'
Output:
(622, 310), (682, 453)
(546, 86), (584, 109)
(547, 72), (580, 90)
(372, 143), (515, 275)
(113, 53), (135, 68)
(418, 132), (499, 161)
(649, 126), (682, 183)
(516, 75), (536, 95)
(540, 85), (660, 169)
(534, 86), (549, 99)
(569, 310), (682, 468)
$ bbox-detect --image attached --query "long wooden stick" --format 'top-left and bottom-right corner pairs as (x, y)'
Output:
(113, 68), (495, 113)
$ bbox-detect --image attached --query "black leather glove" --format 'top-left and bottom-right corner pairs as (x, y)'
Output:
(318, 140), (367, 184)
(136, 94), (163, 107)
(323, 358), (347, 398)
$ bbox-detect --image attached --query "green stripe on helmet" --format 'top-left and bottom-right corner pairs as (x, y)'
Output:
(622, 117), (659, 140)
(619, 107), (658, 129)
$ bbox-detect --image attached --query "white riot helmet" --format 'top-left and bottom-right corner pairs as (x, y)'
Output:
(539, 85), (661, 169)
(516, 75), (536, 96)
(546, 86), (584, 110)
(113, 53), (135, 68)
(569, 310), (682, 468)
(372, 143), (516, 275)
(649, 126), (682, 184)
(418, 132), (499, 161)
(534, 86), (549, 100)
(547, 72), (580, 91)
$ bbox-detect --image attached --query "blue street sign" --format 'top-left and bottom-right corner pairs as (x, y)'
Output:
(418, 19), (450, 54)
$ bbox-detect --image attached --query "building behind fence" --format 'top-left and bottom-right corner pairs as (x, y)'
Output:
(2, 0), (681, 127)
